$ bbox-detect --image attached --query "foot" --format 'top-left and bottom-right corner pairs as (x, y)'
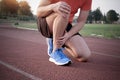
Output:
(49, 49), (71, 66)
(47, 38), (65, 56)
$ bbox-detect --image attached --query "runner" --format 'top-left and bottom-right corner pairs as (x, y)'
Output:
(37, 0), (92, 65)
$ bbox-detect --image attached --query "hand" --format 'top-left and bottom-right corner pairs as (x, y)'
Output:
(56, 32), (70, 47)
(52, 1), (71, 17)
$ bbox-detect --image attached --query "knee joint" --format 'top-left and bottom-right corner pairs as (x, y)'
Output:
(82, 50), (91, 59)
(55, 12), (70, 20)
(75, 49), (91, 59)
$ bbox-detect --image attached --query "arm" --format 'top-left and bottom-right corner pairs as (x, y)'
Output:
(67, 10), (89, 38)
(57, 0), (92, 46)
(36, 0), (53, 17)
(37, 0), (71, 18)
(58, 10), (89, 45)
(67, 0), (92, 37)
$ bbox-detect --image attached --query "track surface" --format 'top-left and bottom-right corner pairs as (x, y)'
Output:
(0, 24), (120, 80)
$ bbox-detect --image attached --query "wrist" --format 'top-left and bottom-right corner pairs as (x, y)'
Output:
(66, 32), (71, 40)
(51, 3), (56, 11)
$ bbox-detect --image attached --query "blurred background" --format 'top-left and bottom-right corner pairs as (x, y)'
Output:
(0, 0), (34, 21)
(0, 0), (120, 39)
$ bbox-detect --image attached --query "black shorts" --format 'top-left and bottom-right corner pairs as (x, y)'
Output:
(37, 17), (81, 38)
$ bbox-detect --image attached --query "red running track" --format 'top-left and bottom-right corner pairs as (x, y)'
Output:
(0, 24), (120, 80)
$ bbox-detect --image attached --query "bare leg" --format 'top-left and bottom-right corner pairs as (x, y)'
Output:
(53, 14), (69, 50)
(65, 35), (91, 62)
(46, 13), (70, 52)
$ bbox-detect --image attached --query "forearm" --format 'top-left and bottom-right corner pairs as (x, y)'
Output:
(67, 21), (85, 38)
(37, 4), (54, 17)
(67, 10), (89, 39)
(58, 21), (85, 47)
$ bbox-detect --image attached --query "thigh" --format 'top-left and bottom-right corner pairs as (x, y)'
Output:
(65, 35), (91, 58)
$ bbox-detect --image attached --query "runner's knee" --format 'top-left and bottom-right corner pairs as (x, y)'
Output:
(74, 48), (91, 59)
(55, 11), (70, 20)
(82, 49), (91, 59)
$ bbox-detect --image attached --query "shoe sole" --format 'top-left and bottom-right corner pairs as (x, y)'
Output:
(49, 58), (71, 66)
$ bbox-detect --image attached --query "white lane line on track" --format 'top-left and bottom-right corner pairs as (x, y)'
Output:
(0, 60), (42, 80)
(92, 51), (120, 58)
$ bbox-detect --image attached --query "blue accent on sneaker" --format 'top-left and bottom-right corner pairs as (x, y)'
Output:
(47, 38), (53, 56)
(47, 38), (65, 56)
(49, 49), (71, 65)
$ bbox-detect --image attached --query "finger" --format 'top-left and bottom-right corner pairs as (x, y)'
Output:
(59, 5), (71, 14)
(58, 36), (64, 40)
(61, 1), (71, 9)
(58, 2), (71, 14)
(56, 40), (63, 45)
(59, 7), (70, 14)
(56, 41), (63, 46)
(56, 39), (65, 45)
(60, 4), (71, 12)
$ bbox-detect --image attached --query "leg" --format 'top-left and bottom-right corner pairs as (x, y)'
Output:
(46, 12), (70, 52)
(45, 13), (71, 65)
(65, 35), (91, 62)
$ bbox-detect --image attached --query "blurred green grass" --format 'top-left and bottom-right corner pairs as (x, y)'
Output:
(80, 24), (120, 39)
(1, 19), (118, 39)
